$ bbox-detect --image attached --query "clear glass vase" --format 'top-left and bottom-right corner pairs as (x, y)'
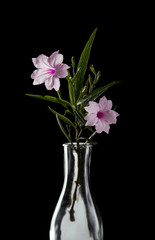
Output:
(49, 143), (104, 240)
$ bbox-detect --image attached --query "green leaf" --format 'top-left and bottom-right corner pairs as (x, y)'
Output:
(75, 28), (97, 102)
(65, 69), (72, 81)
(94, 71), (101, 84)
(67, 79), (74, 104)
(74, 109), (86, 126)
(89, 71), (101, 93)
(25, 94), (71, 108)
(66, 69), (74, 104)
(64, 109), (74, 116)
(71, 56), (75, 68)
(68, 67), (81, 104)
(77, 81), (120, 105)
(78, 85), (87, 100)
(56, 114), (72, 143)
(48, 106), (76, 129)
(56, 114), (77, 152)
(71, 56), (75, 75)
(88, 74), (92, 88)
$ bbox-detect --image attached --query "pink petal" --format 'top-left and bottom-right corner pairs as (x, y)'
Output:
(45, 76), (54, 90)
(49, 51), (63, 67)
(32, 69), (50, 85)
(49, 50), (59, 59)
(95, 119), (110, 134)
(32, 54), (50, 69)
(103, 111), (117, 124)
(84, 101), (100, 114)
(31, 69), (47, 79)
(48, 51), (59, 66)
(31, 70), (38, 79)
(111, 110), (120, 122)
(106, 100), (113, 110)
(54, 54), (63, 66)
(55, 64), (70, 78)
(113, 111), (120, 117)
(53, 77), (60, 91)
(99, 96), (112, 111)
(84, 113), (98, 126)
(99, 96), (107, 108)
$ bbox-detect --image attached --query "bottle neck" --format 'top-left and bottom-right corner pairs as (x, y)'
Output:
(63, 143), (92, 187)
(63, 143), (92, 221)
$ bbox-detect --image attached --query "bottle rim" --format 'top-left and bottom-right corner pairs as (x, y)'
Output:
(63, 142), (93, 147)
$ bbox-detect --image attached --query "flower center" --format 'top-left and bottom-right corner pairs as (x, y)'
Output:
(97, 111), (104, 119)
(47, 68), (56, 75)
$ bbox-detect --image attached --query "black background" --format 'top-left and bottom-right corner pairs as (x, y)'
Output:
(8, 1), (146, 240)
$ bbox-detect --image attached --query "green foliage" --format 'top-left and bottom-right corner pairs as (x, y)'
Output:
(25, 94), (71, 108)
(56, 114), (72, 144)
(74, 28), (97, 102)
(77, 81), (120, 105)
(26, 28), (120, 145)
(48, 106), (76, 129)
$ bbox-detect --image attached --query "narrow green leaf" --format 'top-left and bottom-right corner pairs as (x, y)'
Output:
(78, 85), (87, 100)
(48, 106), (76, 129)
(67, 68), (81, 105)
(74, 110), (86, 126)
(71, 56), (75, 75)
(64, 109), (74, 116)
(72, 67), (82, 102)
(66, 69), (74, 104)
(77, 81), (120, 105)
(89, 71), (101, 93)
(65, 69), (72, 81)
(67, 79), (74, 104)
(75, 28), (97, 101)
(25, 94), (71, 108)
(56, 114), (77, 152)
(56, 114), (72, 143)
(88, 74), (92, 87)
(94, 71), (101, 84)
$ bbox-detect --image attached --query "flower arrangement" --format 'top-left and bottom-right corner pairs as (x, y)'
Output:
(26, 28), (120, 151)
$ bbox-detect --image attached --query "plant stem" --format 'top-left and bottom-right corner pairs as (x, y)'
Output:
(57, 89), (62, 99)
(68, 143), (81, 221)
(69, 123), (81, 221)
(83, 131), (97, 145)
(89, 131), (97, 140)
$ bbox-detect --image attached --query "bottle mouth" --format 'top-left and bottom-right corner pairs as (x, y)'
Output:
(63, 142), (92, 147)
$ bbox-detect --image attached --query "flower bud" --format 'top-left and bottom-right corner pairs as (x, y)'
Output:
(90, 64), (96, 75)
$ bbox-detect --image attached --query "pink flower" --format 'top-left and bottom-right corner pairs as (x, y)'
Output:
(31, 51), (70, 91)
(84, 96), (119, 134)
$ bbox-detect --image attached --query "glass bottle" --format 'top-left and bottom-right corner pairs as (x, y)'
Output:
(49, 143), (103, 240)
